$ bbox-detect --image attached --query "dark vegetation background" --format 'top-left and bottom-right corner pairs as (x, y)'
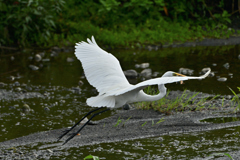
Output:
(1, 0), (240, 48)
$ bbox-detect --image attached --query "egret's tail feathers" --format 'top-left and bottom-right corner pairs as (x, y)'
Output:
(86, 95), (115, 108)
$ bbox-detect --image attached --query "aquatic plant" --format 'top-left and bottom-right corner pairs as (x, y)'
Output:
(84, 155), (100, 160)
(228, 87), (240, 112)
(113, 116), (132, 127)
(210, 153), (234, 160)
(156, 117), (165, 124)
(114, 116), (122, 127)
(141, 121), (147, 127)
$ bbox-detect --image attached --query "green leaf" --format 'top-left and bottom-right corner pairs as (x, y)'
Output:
(84, 155), (100, 160)
(156, 117), (165, 124)
(142, 121), (147, 127)
(154, 0), (165, 6)
(48, 20), (56, 27)
(210, 153), (234, 160)
(114, 116), (122, 127)
(27, 0), (33, 7)
(25, 16), (32, 23)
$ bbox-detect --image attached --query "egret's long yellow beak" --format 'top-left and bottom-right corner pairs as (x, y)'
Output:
(174, 72), (187, 77)
(174, 72), (187, 84)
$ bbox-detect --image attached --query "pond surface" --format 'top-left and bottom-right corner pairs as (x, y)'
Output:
(0, 44), (240, 158)
(201, 116), (240, 123)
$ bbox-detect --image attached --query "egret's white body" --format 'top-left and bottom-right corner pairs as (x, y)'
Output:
(75, 36), (211, 108)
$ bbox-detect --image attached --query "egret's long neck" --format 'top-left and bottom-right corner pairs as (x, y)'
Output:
(137, 84), (167, 102)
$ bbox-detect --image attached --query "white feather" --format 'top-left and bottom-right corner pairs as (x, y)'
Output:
(75, 36), (130, 95)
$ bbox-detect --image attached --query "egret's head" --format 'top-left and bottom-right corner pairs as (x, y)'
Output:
(162, 71), (186, 78)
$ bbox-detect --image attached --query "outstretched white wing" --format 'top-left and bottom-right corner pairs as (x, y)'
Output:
(75, 36), (130, 94)
(106, 68), (211, 96)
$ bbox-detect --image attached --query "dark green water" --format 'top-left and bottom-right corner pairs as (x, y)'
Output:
(1, 45), (240, 159)
(201, 116), (240, 123)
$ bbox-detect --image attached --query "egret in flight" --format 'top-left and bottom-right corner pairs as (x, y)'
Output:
(58, 36), (211, 144)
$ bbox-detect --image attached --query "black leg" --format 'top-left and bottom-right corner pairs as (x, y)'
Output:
(62, 108), (110, 145)
(57, 107), (104, 141)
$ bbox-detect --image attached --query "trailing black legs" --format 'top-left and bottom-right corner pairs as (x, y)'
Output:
(57, 107), (110, 145)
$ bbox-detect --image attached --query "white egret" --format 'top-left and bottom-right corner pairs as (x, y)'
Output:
(58, 36), (211, 144)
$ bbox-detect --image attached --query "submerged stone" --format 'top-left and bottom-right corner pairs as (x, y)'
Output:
(0, 82), (6, 88)
(35, 54), (42, 62)
(135, 63), (150, 69)
(123, 104), (130, 110)
(22, 104), (31, 113)
(78, 80), (84, 86)
(124, 69), (138, 78)
(29, 65), (39, 71)
(223, 63), (230, 69)
(67, 57), (75, 62)
(140, 68), (152, 79)
(217, 77), (227, 82)
(179, 68), (194, 75)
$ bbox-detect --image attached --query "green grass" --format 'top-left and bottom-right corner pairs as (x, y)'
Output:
(113, 116), (132, 127)
(136, 86), (219, 114)
(49, 19), (239, 48)
(228, 87), (240, 112)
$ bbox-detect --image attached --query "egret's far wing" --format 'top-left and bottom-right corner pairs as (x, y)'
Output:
(107, 68), (211, 96)
(75, 36), (130, 94)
